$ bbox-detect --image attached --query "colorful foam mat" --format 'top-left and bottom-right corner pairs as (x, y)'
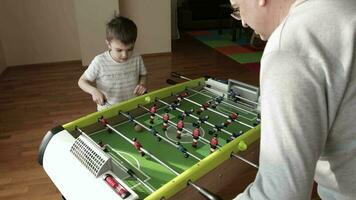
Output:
(187, 29), (264, 73)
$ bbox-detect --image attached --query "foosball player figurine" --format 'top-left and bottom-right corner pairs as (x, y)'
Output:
(210, 101), (218, 109)
(192, 122), (198, 127)
(180, 91), (188, 97)
(192, 127), (200, 148)
(213, 123), (225, 133)
(125, 113), (143, 132)
(149, 104), (157, 124)
(170, 102), (178, 111)
(214, 96), (224, 104)
(133, 138), (145, 157)
(98, 116), (112, 133)
(196, 102), (210, 115)
(177, 142), (189, 158)
(228, 89), (241, 102)
(193, 122), (201, 128)
(198, 115), (209, 124)
(162, 113), (170, 131)
(208, 130), (216, 135)
(234, 94), (242, 102)
(176, 92), (188, 105)
(180, 108), (194, 120)
(98, 141), (108, 152)
(176, 119), (184, 139)
(227, 130), (244, 143)
(253, 114), (261, 126)
(234, 130), (244, 138)
(178, 113), (185, 120)
(149, 127), (162, 142)
(228, 89), (237, 99)
(226, 136), (234, 143)
(224, 113), (239, 127)
(127, 113), (135, 122)
(184, 108), (194, 117)
(228, 89), (240, 102)
(210, 134), (219, 153)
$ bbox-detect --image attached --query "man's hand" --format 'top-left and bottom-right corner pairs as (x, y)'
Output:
(90, 89), (106, 105)
(134, 84), (147, 95)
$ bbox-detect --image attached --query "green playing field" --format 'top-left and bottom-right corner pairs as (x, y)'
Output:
(89, 89), (258, 199)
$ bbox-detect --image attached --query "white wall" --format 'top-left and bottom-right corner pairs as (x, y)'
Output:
(0, 0), (171, 71)
(0, 0), (81, 67)
(73, 0), (119, 66)
(119, 0), (171, 55)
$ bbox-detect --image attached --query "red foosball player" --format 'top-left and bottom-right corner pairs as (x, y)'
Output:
(192, 127), (200, 148)
(224, 113), (239, 127)
(176, 120), (184, 139)
(133, 138), (145, 157)
(176, 92), (189, 105)
(162, 113), (169, 131)
(98, 116), (112, 133)
(196, 102), (210, 115)
(180, 91), (188, 97)
(210, 134), (219, 153)
(149, 104), (157, 124)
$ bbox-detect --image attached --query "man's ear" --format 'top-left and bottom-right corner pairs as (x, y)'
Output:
(105, 40), (111, 49)
(258, 0), (267, 7)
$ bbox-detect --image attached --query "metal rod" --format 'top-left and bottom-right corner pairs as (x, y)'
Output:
(119, 112), (202, 161)
(183, 96), (254, 129)
(188, 87), (258, 116)
(138, 105), (259, 169)
(171, 71), (258, 106)
(105, 123), (180, 176)
(156, 98), (234, 137)
(106, 145), (156, 193)
(76, 127), (157, 192)
(231, 154), (259, 169)
(188, 181), (222, 200)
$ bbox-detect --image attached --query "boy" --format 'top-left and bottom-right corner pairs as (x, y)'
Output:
(78, 15), (147, 111)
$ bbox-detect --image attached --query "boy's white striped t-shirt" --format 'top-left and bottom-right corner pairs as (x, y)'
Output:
(84, 51), (147, 110)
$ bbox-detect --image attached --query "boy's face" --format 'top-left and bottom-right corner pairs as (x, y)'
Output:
(106, 39), (135, 63)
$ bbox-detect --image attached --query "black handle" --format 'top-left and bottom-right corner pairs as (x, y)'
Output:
(171, 72), (192, 81)
(166, 79), (177, 85)
(171, 71), (182, 78)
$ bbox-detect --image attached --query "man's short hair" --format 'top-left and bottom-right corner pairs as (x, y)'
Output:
(106, 15), (137, 44)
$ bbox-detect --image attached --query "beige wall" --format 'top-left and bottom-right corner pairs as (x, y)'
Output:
(119, 0), (171, 55)
(73, 0), (119, 66)
(0, 0), (171, 71)
(0, 0), (81, 67)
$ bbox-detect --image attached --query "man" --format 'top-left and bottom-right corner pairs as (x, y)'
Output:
(230, 0), (356, 199)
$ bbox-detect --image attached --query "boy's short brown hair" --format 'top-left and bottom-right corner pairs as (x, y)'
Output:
(106, 15), (137, 44)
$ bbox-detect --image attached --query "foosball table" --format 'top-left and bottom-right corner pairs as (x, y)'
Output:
(38, 72), (261, 200)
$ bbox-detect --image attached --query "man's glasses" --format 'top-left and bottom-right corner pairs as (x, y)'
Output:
(231, 7), (241, 21)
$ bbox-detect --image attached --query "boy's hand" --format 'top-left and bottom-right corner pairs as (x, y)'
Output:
(91, 89), (106, 105)
(134, 84), (147, 95)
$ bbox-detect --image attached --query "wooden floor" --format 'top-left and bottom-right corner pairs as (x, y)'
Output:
(0, 33), (261, 199)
